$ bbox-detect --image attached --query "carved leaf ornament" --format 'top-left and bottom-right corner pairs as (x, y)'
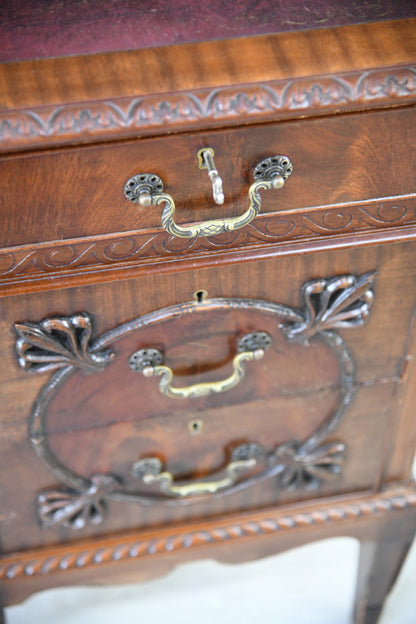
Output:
(15, 273), (375, 529)
(1, 67), (415, 151)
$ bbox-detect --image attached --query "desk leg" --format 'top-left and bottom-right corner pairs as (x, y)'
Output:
(353, 516), (416, 624)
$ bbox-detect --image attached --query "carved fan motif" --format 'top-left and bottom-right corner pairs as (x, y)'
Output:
(15, 313), (113, 373)
(38, 475), (118, 530)
(283, 273), (375, 342)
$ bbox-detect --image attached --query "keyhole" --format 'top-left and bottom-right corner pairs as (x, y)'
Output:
(194, 290), (208, 303)
(188, 419), (203, 435)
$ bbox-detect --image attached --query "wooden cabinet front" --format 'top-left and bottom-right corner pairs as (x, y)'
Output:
(2, 240), (416, 557)
(1, 16), (416, 622)
(1, 107), (415, 248)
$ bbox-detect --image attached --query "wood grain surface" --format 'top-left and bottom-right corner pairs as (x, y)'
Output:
(0, 485), (415, 613)
(2, 19), (416, 108)
(1, 240), (416, 558)
(1, 108), (416, 247)
(0, 106), (415, 297)
(1, 20), (416, 152)
(1, 15), (416, 623)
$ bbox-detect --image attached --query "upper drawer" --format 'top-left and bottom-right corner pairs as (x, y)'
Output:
(1, 107), (415, 249)
(0, 107), (415, 294)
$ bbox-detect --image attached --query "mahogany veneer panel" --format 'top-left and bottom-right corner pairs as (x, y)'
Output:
(1, 108), (416, 248)
(1, 19), (416, 157)
(2, 19), (416, 111)
(1, 15), (416, 624)
(0, 241), (415, 557)
(1, 240), (414, 388)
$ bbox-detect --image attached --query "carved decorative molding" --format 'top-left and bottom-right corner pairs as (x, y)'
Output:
(1, 488), (415, 581)
(15, 274), (374, 529)
(0, 199), (414, 285)
(1, 66), (415, 151)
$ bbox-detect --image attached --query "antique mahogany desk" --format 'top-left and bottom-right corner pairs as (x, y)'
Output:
(1, 3), (416, 623)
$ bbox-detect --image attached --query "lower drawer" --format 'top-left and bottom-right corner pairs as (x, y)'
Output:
(1, 239), (416, 553)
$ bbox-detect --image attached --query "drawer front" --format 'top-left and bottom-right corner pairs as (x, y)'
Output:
(1, 240), (416, 553)
(0, 107), (415, 260)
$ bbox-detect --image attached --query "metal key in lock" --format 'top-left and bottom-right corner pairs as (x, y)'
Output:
(197, 147), (224, 205)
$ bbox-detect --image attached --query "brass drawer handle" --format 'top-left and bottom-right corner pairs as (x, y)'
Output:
(131, 442), (264, 498)
(128, 331), (272, 399)
(123, 152), (293, 238)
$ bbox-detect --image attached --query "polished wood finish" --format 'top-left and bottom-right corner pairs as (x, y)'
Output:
(2, 108), (416, 247)
(1, 243), (416, 587)
(354, 516), (416, 624)
(0, 107), (415, 296)
(1, 486), (415, 609)
(1, 20), (416, 153)
(2, 19), (416, 109)
(1, 12), (416, 624)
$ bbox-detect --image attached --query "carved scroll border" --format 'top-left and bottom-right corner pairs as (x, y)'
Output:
(0, 198), (413, 284)
(15, 273), (375, 530)
(1, 65), (415, 152)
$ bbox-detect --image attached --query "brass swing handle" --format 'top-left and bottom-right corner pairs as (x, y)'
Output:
(128, 331), (272, 400)
(131, 442), (265, 498)
(123, 152), (293, 239)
